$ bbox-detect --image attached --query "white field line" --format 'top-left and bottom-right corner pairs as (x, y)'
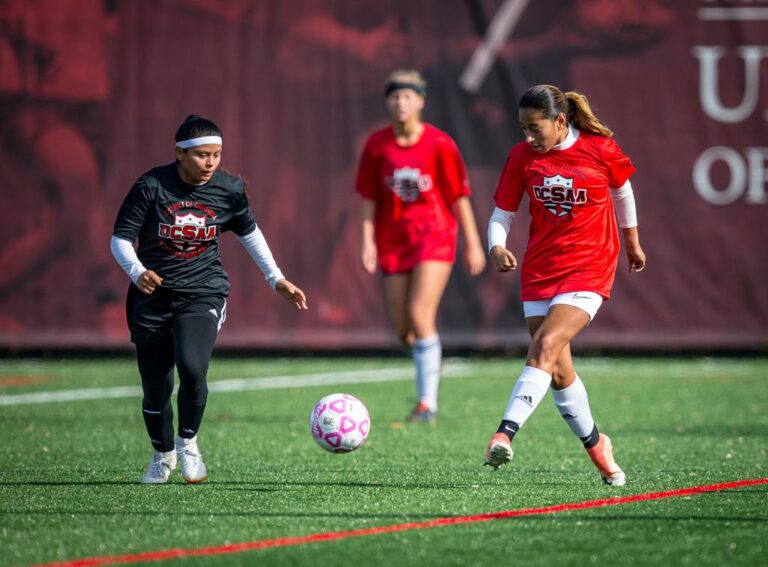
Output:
(0, 362), (471, 406)
(698, 7), (768, 20)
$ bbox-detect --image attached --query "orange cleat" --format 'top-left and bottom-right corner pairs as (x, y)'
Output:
(586, 433), (626, 486)
(406, 401), (436, 423)
(484, 432), (513, 470)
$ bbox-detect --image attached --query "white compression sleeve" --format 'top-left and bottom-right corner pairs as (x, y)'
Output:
(110, 236), (146, 285)
(487, 207), (515, 253)
(236, 226), (285, 290)
(611, 180), (638, 228)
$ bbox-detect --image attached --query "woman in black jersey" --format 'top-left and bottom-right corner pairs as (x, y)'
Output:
(111, 114), (307, 484)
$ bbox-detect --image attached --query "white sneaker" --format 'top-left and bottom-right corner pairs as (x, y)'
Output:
(176, 435), (207, 483)
(141, 450), (177, 484)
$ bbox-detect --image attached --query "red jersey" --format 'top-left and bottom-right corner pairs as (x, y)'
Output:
(494, 131), (635, 300)
(356, 123), (470, 274)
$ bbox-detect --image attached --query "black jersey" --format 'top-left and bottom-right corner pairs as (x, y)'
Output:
(113, 163), (256, 296)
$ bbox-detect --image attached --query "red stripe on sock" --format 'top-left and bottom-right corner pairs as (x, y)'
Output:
(35, 477), (768, 567)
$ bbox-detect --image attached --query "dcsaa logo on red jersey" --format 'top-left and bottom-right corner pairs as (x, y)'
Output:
(532, 174), (587, 217)
(385, 167), (433, 202)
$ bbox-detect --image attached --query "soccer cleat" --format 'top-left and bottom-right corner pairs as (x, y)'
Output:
(406, 401), (436, 423)
(176, 435), (207, 483)
(484, 432), (513, 470)
(585, 433), (626, 486)
(141, 450), (177, 484)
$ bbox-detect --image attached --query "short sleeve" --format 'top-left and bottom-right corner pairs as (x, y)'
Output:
(603, 138), (636, 189)
(113, 177), (153, 242)
(223, 185), (257, 236)
(355, 136), (379, 200)
(436, 136), (471, 205)
(493, 145), (526, 212)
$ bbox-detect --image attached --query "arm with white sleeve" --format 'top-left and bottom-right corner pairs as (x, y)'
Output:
(236, 225), (308, 309)
(235, 225), (285, 290)
(487, 207), (518, 273)
(110, 235), (164, 295)
(611, 180), (646, 272)
(611, 179), (637, 228)
(110, 235), (147, 285)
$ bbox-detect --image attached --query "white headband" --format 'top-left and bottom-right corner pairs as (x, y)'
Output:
(176, 135), (223, 149)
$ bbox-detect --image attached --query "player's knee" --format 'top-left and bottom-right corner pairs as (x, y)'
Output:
(408, 307), (435, 337)
(142, 383), (173, 410)
(175, 356), (209, 389)
(530, 333), (563, 367)
(183, 381), (209, 405)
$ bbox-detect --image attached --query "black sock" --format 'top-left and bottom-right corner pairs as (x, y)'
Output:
(496, 420), (520, 440)
(580, 424), (600, 448)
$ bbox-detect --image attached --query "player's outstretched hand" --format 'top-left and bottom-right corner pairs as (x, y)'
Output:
(489, 246), (517, 273)
(276, 279), (308, 310)
(464, 242), (487, 276)
(136, 270), (163, 294)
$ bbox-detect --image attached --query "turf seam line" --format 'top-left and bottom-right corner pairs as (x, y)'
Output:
(32, 477), (768, 567)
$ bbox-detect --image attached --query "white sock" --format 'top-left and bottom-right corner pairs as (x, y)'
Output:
(175, 435), (198, 449)
(413, 334), (441, 411)
(551, 375), (595, 438)
(502, 365), (551, 425)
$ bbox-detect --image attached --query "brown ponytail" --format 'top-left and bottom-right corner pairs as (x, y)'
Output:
(565, 91), (613, 137)
(519, 85), (613, 138)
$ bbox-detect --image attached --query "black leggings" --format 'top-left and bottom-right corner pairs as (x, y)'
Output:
(136, 315), (218, 452)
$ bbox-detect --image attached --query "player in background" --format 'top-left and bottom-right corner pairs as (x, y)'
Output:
(356, 70), (486, 423)
(484, 85), (645, 485)
(111, 115), (307, 484)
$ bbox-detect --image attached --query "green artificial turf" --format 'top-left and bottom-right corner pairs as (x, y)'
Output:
(0, 357), (766, 566)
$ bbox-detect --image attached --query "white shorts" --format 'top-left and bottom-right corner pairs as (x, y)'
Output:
(523, 291), (604, 321)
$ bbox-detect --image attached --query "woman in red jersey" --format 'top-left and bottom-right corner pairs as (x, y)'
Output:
(356, 70), (486, 422)
(483, 85), (646, 485)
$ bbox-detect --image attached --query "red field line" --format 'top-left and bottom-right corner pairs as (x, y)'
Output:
(34, 477), (768, 567)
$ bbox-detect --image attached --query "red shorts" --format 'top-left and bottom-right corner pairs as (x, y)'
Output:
(377, 229), (457, 274)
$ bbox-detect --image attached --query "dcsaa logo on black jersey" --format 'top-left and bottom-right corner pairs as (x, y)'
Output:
(385, 167), (433, 202)
(158, 202), (218, 259)
(532, 174), (587, 217)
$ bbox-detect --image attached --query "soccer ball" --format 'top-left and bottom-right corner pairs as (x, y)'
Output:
(310, 393), (370, 453)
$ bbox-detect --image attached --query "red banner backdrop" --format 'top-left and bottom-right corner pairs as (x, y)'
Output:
(0, 0), (766, 350)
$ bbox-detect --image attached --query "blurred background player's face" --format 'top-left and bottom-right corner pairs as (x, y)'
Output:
(386, 88), (425, 124)
(518, 109), (567, 153)
(176, 144), (222, 185)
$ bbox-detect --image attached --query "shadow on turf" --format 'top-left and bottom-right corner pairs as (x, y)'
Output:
(625, 424), (768, 437)
(0, 509), (454, 520)
(0, 481), (138, 486)
(561, 514), (768, 523)
(0, 479), (511, 491)
(213, 480), (492, 490)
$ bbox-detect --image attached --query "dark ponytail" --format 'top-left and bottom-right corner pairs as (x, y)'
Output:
(564, 91), (613, 137)
(519, 85), (613, 137)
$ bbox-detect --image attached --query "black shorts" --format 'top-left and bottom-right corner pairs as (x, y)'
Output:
(126, 286), (227, 344)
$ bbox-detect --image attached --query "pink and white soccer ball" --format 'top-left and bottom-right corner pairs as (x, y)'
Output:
(310, 393), (370, 453)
